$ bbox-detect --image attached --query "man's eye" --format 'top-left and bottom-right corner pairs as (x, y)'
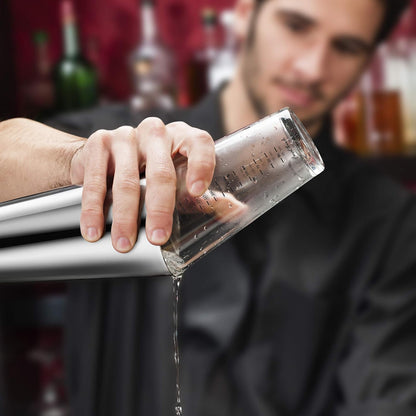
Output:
(333, 41), (365, 56)
(284, 19), (308, 33)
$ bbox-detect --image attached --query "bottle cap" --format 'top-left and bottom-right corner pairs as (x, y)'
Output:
(61, 0), (75, 24)
(201, 8), (217, 26)
(32, 30), (49, 45)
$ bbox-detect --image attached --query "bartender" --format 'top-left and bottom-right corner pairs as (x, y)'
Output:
(1, 0), (415, 415)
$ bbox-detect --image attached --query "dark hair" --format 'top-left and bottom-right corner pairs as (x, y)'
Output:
(376, 0), (411, 42)
(254, 0), (411, 44)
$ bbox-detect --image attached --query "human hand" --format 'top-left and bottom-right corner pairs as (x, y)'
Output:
(69, 118), (216, 253)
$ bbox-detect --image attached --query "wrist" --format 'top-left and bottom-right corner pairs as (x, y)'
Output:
(69, 142), (86, 185)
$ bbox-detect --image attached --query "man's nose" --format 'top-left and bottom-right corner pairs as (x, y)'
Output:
(292, 42), (329, 85)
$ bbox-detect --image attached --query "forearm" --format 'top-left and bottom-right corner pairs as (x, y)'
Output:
(0, 118), (85, 202)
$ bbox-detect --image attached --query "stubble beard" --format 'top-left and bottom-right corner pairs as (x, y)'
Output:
(241, 46), (269, 120)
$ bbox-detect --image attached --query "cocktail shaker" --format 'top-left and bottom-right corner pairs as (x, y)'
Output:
(0, 183), (170, 282)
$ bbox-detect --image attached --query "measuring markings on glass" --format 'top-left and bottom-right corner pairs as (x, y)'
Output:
(213, 171), (243, 197)
(240, 154), (270, 183)
(263, 152), (276, 169)
(272, 146), (285, 164)
(208, 189), (218, 202)
(281, 117), (299, 158)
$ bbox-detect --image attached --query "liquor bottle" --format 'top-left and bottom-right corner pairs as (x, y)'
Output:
(337, 44), (405, 157)
(22, 31), (54, 119)
(53, 0), (98, 112)
(129, 0), (176, 112)
(389, 37), (414, 154)
(208, 10), (237, 91)
(28, 347), (68, 416)
(185, 8), (218, 105)
(369, 43), (404, 155)
(390, 7), (416, 154)
(409, 38), (416, 154)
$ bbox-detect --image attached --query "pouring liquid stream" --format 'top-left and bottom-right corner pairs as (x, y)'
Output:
(173, 275), (183, 416)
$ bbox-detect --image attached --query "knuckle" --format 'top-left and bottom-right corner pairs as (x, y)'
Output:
(83, 178), (107, 196)
(167, 120), (188, 130)
(81, 206), (105, 217)
(87, 130), (112, 150)
(192, 158), (214, 172)
(147, 166), (176, 184)
(89, 129), (111, 142)
(112, 218), (137, 231)
(114, 125), (136, 143)
(195, 130), (214, 144)
(116, 175), (141, 193)
(145, 205), (172, 218)
(139, 117), (166, 135)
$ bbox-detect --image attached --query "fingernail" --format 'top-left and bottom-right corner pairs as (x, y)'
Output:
(116, 237), (131, 252)
(86, 227), (98, 241)
(190, 180), (206, 196)
(151, 229), (167, 245)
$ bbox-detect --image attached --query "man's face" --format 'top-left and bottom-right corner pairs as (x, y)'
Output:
(239, 0), (384, 129)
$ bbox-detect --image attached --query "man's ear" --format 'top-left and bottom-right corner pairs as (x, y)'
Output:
(233, 0), (256, 41)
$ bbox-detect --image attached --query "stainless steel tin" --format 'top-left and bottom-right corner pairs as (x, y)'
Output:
(0, 185), (170, 282)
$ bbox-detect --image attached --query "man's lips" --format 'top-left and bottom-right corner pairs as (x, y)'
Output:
(274, 82), (318, 107)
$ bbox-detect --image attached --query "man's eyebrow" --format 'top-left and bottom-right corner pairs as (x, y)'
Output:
(276, 9), (317, 27)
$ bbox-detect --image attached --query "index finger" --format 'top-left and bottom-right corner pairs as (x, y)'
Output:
(166, 121), (216, 197)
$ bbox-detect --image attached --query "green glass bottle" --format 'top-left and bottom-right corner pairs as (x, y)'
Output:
(53, 0), (98, 112)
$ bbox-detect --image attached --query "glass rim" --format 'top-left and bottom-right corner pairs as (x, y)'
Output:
(278, 107), (325, 176)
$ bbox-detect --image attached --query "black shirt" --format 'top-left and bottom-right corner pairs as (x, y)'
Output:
(49, 90), (416, 416)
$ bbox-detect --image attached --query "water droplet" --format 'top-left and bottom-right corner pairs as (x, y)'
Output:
(194, 234), (198, 239)
(228, 203), (233, 208)
(203, 225), (207, 231)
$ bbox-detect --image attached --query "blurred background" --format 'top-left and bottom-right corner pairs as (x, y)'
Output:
(0, 0), (237, 118)
(0, 0), (415, 414)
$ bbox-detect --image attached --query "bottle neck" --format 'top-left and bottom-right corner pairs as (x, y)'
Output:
(200, 9), (218, 60)
(63, 23), (80, 57)
(61, 1), (80, 58)
(36, 42), (51, 76)
(141, 2), (157, 43)
(204, 24), (216, 50)
(33, 32), (51, 77)
(222, 18), (235, 50)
